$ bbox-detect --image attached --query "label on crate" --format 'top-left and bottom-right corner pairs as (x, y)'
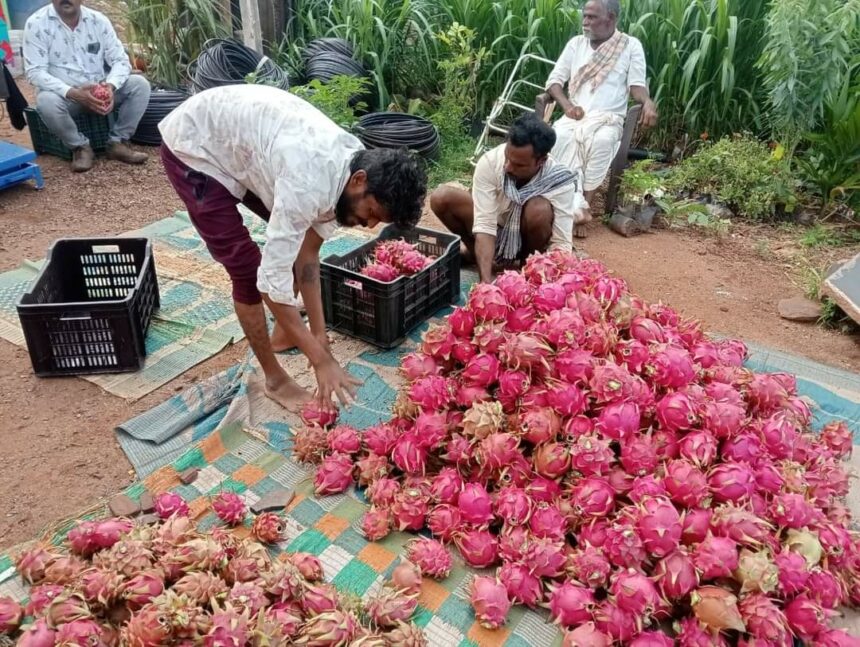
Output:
(344, 279), (363, 291)
(92, 244), (121, 254)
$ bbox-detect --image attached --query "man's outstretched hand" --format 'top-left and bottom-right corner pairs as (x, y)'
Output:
(314, 358), (362, 411)
(639, 99), (658, 129)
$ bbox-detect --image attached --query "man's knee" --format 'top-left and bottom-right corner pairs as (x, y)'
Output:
(36, 91), (71, 117)
(522, 196), (554, 231)
(119, 74), (151, 98)
(430, 185), (459, 217)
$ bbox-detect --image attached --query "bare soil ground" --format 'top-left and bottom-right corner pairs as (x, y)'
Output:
(0, 79), (858, 550)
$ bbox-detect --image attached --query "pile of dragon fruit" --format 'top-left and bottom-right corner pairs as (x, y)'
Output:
(359, 240), (434, 282)
(0, 491), (428, 646)
(294, 249), (860, 646)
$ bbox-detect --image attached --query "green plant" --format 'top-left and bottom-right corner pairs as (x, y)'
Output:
(125, 0), (229, 88)
(618, 160), (664, 205)
(290, 76), (370, 129)
(665, 134), (797, 220)
(426, 134), (477, 189)
(758, 0), (860, 151)
(431, 23), (487, 139)
(622, 0), (768, 149)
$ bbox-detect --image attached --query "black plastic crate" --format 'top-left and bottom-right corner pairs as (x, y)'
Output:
(321, 225), (460, 348)
(17, 238), (160, 376)
(24, 107), (114, 160)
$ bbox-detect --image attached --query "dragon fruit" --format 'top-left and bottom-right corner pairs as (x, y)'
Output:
(562, 622), (611, 647)
(770, 492), (817, 529)
(426, 505), (461, 543)
(649, 344), (696, 388)
(690, 586), (745, 633)
(785, 595), (829, 639)
(529, 503), (567, 541)
(288, 552), (323, 582)
(300, 399), (338, 428)
(0, 597), (23, 633)
(420, 323), (455, 361)
(678, 430), (718, 468)
(610, 568), (663, 617)
(41, 554), (88, 585)
(620, 434), (660, 475)
(520, 407), (561, 444)
(492, 487), (532, 526)
(26, 584), (65, 616)
(354, 452), (390, 486)
(296, 610), (358, 645)
(315, 452), (357, 495)
(292, 424), (330, 464)
(533, 442), (571, 479)
(569, 434), (615, 476)
(547, 581), (595, 628)
(390, 560), (423, 595)
(455, 529), (499, 568)
(693, 535), (738, 580)
(15, 546), (59, 584)
(429, 468), (462, 504)
(408, 375), (451, 411)
(820, 421), (852, 458)
(680, 508), (712, 545)
(461, 353), (501, 388)
(737, 594), (790, 644)
(497, 562), (542, 608)
(362, 261), (400, 282)
(327, 425), (361, 454)
(566, 545), (611, 588)
(570, 477), (615, 518)
(55, 618), (105, 645)
(664, 459), (709, 507)
(818, 630), (860, 647)
(153, 492), (190, 519)
(92, 540), (153, 578)
(656, 391), (698, 432)
(475, 432), (520, 470)
(710, 504), (773, 547)
(172, 571), (229, 606)
(604, 523), (647, 570)
(734, 548), (779, 594)
(406, 538), (452, 579)
(707, 462), (755, 503)
(636, 496), (682, 557)
(630, 316), (665, 344)
(807, 568), (845, 609)
(468, 284), (508, 322)
(700, 401), (746, 439)
(470, 576), (511, 629)
(250, 512), (284, 544)
(654, 549), (699, 599)
(592, 601), (638, 643)
(122, 570), (165, 609)
(400, 353), (441, 381)
(46, 592), (90, 626)
(367, 477), (400, 507)
(546, 381), (587, 417)
(495, 270), (532, 306)
(629, 631), (675, 647)
(391, 489), (429, 532)
(212, 492), (247, 525)
(300, 582), (340, 616)
(457, 482), (494, 526)
(675, 616), (728, 647)
(497, 525), (530, 563)
(366, 588), (419, 628)
(15, 618), (56, 647)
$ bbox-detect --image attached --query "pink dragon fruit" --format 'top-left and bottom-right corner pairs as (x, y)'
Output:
(566, 544), (611, 588)
(497, 562), (542, 608)
(300, 399), (338, 427)
(533, 281), (567, 313)
(457, 482), (494, 526)
(211, 491), (246, 525)
(529, 503), (567, 541)
(475, 432), (520, 470)
(455, 529), (499, 569)
(654, 549), (699, 599)
(807, 568), (845, 609)
(636, 496), (682, 557)
(592, 601), (638, 643)
(470, 576), (511, 629)
(820, 421), (852, 459)
(154, 492), (190, 520)
(327, 425), (361, 454)
(362, 262), (400, 282)
(710, 504), (774, 547)
(429, 468), (463, 504)
(707, 462), (756, 503)
(664, 459), (709, 507)
(391, 488), (428, 531)
(122, 570), (165, 609)
(520, 407), (561, 444)
(16, 547), (60, 584)
(15, 618), (56, 647)
(746, 373), (789, 414)
(690, 586), (745, 633)
(610, 568), (663, 617)
(620, 434), (660, 476)
(678, 430), (718, 468)
(427, 505), (461, 543)
(461, 353), (500, 388)
(606, 467), (634, 494)
(0, 596), (23, 634)
(604, 522), (647, 570)
(649, 344), (697, 388)
(314, 452), (355, 495)
(569, 434), (615, 476)
(554, 348), (595, 384)
(411, 412), (448, 450)
(681, 508), (712, 545)
(354, 452), (390, 487)
(400, 352), (441, 381)
(391, 435), (428, 475)
(493, 487), (532, 526)
(54, 618), (105, 645)
(495, 270), (532, 306)
(448, 306), (476, 339)
(366, 589), (418, 628)
(615, 338), (651, 373)
(656, 391), (698, 432)
(784, 595), (829, 639)
(408, 375), (451, 410)
(720, 433), (763, 465)
(738, 593), (790, 644)
(497, 525), (530, 563)
(390, 561), (423, 595)
(693, 534), (739, 580)
(547, 581), (595, 628)
(700, 401), (746, 439)
(629, 632), (675, 647)
(562, 622), (611, 647)
(675, 616), (729, 647)
(497, 369), (530, 400)
(630, 316), (665, 344)
(524, 537), (567, 578)
(770, 492), (817, 529)
(397, 249), (430, 275)
(366, 477), (400, 507)
(407, 537), (452, 579)
(531, 442), (570, 479)
(362, 506), (393, 541)
(818, 630), (860, 647)
(754, 462), (785, 495)
(468, 284), (509, 322)
(421, 322), (455, 361)
(25, 584), (65, 616)
(570, 477), (615, 518)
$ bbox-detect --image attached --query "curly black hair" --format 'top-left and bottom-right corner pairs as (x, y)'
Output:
(351, 148), (427, 229)
(507, 113), (557, 158)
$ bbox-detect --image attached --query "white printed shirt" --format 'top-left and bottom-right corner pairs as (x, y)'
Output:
(472, 144), (585, 251)
(23, 4), (130, 97)
(546, 34), (648, 118)
(159, 84), (365, 306)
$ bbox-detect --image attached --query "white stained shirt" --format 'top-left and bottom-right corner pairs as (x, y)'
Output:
(159, 85), (365, 306)
(545, 34), (647, 118)
(471, 144), (582, 251)
(23, 4), (131, 97)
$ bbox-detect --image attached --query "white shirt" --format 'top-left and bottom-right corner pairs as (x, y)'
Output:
(545, 34), (647, 118)
(159, 85), (365, 306)
(23, 4), (130, 97)
(472, 145), (582, 252)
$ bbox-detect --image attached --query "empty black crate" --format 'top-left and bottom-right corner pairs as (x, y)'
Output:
(17, 238), (160, 376)
(321, 225), (460, 348)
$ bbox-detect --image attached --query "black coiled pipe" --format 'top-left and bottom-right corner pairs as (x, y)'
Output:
(354, 112), (440, 160)
(190, 38), (290, 94)
(131, 87), (190, 146)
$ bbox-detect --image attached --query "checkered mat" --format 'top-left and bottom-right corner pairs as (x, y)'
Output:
(0, 420), (567, 647)
(0, 210), (372, 400)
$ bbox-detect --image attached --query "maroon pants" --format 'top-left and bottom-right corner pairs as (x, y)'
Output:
(160, 144), (271, 305)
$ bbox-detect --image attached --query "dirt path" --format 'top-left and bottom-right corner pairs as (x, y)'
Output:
(1, 81), (858, 550)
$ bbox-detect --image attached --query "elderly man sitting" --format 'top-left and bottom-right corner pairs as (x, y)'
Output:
(430, 113), (585, 284)
(545, 0), (658, 236)
(23, 0), (150, 172)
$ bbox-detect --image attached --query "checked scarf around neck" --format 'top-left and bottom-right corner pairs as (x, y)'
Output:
(496, 163), (578, 262)
(569, 29), (629, 97)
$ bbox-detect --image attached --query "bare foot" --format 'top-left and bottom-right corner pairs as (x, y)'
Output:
(574, 223), (589, 239)
(271, 325), (298, 353)
(265, 376), (312, 412)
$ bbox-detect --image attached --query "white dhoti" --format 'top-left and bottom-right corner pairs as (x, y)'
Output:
(551, 112), (624, 192)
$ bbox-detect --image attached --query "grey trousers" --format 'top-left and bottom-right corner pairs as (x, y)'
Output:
(35, 75), (151, 149)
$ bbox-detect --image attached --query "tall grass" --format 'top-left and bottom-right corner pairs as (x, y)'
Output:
(622, 0), (768, 149)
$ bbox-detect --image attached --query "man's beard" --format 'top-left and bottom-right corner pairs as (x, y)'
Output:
(335, 190), (361, 225)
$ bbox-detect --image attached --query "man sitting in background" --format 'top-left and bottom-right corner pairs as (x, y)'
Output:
(545, 0), (658, 236)
(23, 0), (150, 172)
(430, 113), (584, 284)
